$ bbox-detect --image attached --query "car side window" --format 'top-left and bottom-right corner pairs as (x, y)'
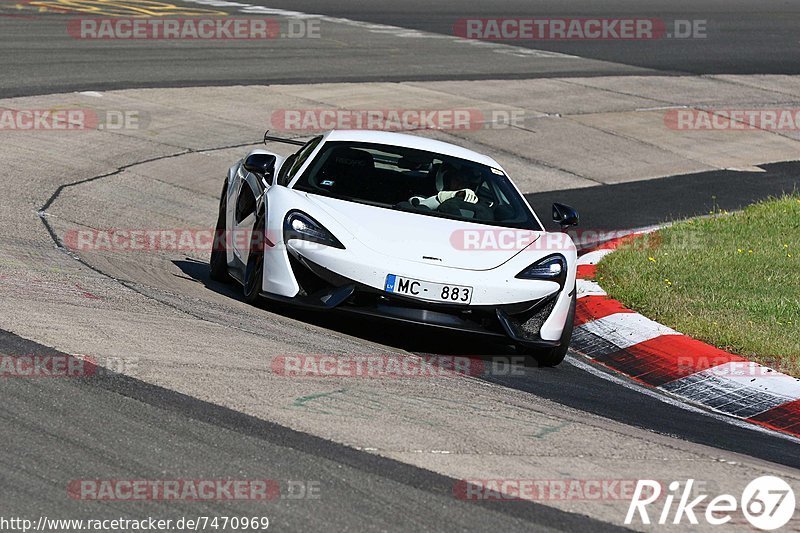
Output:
(276, 154), (297, 186)
(277, 136), (323, 186)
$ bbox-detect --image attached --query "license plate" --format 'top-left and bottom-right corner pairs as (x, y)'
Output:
(384, 274), (472, 304)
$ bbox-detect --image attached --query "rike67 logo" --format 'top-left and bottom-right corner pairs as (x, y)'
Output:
(626, 476), (796, 530)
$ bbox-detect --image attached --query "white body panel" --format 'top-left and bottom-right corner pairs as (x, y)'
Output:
(221, 130), (577, 343)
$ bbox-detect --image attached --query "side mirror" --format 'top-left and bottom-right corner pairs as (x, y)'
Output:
(243, 153), (276, 178)
(552, 202), (579, 229)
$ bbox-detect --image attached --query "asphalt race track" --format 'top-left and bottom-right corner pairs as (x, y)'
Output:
(527, 162), (800, 234)
(4, 0), (800, 96)
(1, 1), (799, 531)
(236, 0), (800, 75)
(1, 329), (622, 532)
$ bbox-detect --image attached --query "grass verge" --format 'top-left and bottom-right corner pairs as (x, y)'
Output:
(595, 195), (800, 375)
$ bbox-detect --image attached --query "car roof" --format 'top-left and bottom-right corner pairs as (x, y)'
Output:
(322, 130), (502, 169)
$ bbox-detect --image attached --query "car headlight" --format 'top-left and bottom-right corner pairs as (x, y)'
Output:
(283, 210), (345, 249)
(516, 254), (567, 286)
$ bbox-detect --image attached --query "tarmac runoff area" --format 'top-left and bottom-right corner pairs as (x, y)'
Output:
(1, 75), (799, 529)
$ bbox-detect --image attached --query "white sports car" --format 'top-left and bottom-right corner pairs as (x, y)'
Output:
(210, 130), (579, 366)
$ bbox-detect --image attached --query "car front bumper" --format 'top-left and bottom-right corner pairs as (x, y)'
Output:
(263, 250), (573, 348)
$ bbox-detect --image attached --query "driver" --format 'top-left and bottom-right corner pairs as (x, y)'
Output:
(412, 164), (481, 209)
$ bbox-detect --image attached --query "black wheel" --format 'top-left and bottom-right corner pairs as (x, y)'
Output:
(243, 212), (265, 304)
(209, 181), (232, 283)
(520, 290), (576, 367)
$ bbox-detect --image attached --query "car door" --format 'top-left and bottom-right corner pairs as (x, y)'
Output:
(227, 153), (281, 278)
(229, 169), (264, 274)
(229, 138), (323, 279)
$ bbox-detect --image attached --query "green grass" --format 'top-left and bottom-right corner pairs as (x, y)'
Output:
(595, 195), (800, 375)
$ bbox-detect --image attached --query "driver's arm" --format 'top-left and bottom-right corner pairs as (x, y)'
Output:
(437, 189), (478, 204)
(412, 189), (478, 209)
(414, 194), (441, 209)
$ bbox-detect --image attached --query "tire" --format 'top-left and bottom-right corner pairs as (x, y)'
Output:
(520, 290), (576, 367)
(209, 182), (232, 283)
(243, 211), (265, 304)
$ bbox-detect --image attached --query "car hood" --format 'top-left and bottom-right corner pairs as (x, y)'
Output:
(304, 194), (542, 271)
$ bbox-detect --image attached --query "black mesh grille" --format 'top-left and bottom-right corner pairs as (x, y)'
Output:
(502, 297), (557, 341)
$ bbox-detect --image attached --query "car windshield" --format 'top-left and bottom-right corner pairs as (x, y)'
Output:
(293, 141), (541, 229)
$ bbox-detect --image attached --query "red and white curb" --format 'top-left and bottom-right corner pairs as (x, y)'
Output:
(572, 234), (800, 439)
